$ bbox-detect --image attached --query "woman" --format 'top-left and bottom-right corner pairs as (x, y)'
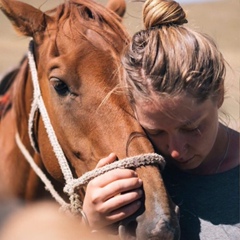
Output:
(83, 0), (240, 238)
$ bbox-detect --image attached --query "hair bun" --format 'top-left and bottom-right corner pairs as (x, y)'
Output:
(143, 0), (187, 29)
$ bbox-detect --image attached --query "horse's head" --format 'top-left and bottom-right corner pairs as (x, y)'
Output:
(0, 0), (179, 239)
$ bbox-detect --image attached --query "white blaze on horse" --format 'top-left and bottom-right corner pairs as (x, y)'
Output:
(0, 0), (179, 239)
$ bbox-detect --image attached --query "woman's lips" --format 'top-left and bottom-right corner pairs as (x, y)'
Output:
(177, 156), (195, 165)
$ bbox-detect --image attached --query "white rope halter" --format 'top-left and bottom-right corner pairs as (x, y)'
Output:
(16, 40), (165, 217)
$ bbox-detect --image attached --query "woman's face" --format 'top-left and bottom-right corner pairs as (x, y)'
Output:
(134, 94), (220, 171)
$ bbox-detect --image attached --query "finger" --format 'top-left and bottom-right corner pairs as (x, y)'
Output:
(87, 198), (142, 230)
(101, 177), (143, 201)
(95, 153), (117, 168)
(89, 168), (139, 188)
(103, 188), (143, 213)
(106, 199), (142, 223)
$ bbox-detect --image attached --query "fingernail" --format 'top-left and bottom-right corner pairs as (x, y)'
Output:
(133, 171), (138, 177)
(109, 153), (115, 157)
(109, 153), (118, 160)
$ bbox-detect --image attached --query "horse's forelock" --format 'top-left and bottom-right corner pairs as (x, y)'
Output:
(51, 0), (129, 52)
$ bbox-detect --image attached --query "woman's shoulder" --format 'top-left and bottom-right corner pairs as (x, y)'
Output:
(162, 164), (240, 240)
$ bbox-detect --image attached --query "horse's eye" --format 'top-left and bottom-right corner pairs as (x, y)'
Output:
(50, 78), (70, 96)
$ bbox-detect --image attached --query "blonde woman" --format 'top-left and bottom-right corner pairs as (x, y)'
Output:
(83, 0), (240, 238)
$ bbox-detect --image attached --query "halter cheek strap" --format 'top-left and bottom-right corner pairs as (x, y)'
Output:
(16, 40), (166, 217)
(27, 40), (73, 185)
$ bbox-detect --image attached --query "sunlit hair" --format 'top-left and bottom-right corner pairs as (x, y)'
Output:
(122, 0), (226, 104)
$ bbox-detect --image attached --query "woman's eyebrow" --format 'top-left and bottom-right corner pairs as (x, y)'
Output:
(181, 117), (202, 127)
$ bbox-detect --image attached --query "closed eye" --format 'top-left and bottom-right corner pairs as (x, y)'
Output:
(181, 127), (201, 135)
(144, 129), (165, 136)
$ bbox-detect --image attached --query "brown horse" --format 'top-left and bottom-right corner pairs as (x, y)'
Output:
(0, 0), (179, 239)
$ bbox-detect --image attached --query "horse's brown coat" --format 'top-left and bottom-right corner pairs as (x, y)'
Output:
(0, 0), (179, 239)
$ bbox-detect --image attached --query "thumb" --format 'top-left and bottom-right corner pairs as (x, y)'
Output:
(95, 153), (118, 169)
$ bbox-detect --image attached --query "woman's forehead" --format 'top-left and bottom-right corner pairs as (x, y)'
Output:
(134, 96), (216, 128)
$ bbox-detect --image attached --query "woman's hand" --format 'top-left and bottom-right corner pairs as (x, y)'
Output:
(82, 153), (143, 229)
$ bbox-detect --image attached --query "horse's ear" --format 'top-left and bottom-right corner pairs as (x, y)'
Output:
(0, 0), (48, 37)
(106, 0), (126, 18)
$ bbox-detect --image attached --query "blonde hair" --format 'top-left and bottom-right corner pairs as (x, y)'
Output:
(122, 0), (226, 104)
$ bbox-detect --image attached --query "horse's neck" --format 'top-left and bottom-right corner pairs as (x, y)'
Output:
(0, 58), (51, 200)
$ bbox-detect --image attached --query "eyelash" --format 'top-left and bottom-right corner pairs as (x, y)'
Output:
(146, 127), (202, 136)
(145, 130), (164, 136)
(182, 127), (201, 135)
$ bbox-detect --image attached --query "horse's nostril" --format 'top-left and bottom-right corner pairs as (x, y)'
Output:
(119, 218), (180, 240)
(154, 218), (180, 240)
(157, 219), (180, 240)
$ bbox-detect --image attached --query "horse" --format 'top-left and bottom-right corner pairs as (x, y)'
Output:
(0, 0), (179, 239)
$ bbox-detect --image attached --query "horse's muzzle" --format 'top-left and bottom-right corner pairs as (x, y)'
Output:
(118, 206), (180, 240)
(119, 220), (179, 240)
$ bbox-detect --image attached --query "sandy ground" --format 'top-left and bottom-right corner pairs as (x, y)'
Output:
(0, 0), (239, 130)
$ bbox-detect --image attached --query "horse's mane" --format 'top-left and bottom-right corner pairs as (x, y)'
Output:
(0, 56), (27, 95)
(0, 56), (27, 118)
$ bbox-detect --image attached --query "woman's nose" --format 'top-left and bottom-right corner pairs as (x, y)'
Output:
(170, 150), (181, 159)
(167, 136), (186, 159)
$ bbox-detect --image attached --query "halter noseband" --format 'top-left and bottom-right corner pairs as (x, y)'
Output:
(16, 40), (165, 217)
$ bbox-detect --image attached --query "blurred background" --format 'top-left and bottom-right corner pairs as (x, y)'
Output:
(0, 0), (239, 130)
